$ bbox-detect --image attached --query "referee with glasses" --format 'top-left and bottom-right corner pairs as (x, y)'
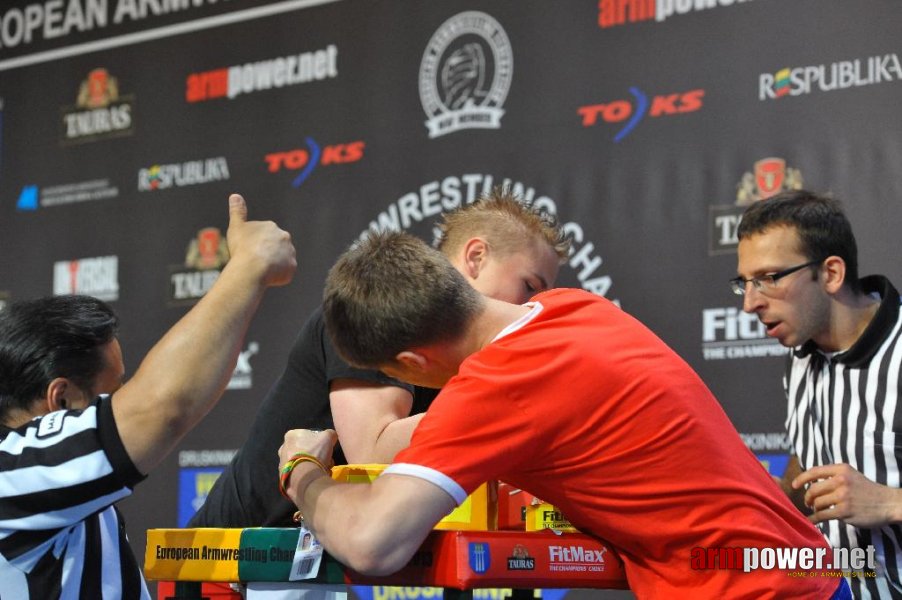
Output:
(735, 189), (902, 599)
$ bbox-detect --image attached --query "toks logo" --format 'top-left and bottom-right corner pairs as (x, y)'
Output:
(578, 88), (703, 141)
(265, 138), (364, 188)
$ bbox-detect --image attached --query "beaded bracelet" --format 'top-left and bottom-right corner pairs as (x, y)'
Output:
(278, 453), (331, 500)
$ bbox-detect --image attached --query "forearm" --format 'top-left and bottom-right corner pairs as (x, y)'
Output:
(289, 466), (423, 574)
(116, 258), (271, 473)
(351, 413), (425, 464)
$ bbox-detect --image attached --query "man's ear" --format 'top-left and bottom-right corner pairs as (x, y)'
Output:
(461, 238), (490, 280)
(395, 351), (428, 372)
(821, 256), (846, 294)
(45, 377), (74, 412)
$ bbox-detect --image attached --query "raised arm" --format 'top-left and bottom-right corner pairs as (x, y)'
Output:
(112, 194), (296, 474)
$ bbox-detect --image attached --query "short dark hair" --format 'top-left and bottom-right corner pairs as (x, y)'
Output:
(737, 190), (860, 291)
(323, 231), (483, 368)
(0, 295), (119, 418)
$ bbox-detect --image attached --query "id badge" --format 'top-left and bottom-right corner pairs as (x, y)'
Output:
(289, 526), (324, 581)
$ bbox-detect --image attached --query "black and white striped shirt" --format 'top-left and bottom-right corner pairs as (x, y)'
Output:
(0, 395), (149, 599)
(786, 275), (902, 600)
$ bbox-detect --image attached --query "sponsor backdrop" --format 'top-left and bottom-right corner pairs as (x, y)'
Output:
(1, 0), (901, 597)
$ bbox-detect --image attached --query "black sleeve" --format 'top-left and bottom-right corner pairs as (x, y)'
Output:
(96, 395), (146, 489)
(188, 306), (412, 528)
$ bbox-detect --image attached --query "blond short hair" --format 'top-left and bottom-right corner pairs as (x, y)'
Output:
(436, 189), (570, 262)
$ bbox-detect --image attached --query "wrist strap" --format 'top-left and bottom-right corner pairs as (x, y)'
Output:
(279, 453), (331, 500)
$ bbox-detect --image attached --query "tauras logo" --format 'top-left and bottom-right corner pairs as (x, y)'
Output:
(507, 544), (534, 570)
(61, 68), (134, 144)
(169, 228), (229, 306)
(708, 158), (804, 255)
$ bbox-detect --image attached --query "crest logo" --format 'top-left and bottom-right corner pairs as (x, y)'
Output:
(737, 158), (803, 206)
(61, 68), (134, 144)
(419, 11), (512, 138)
(507, 544), (535, 571)
(169, 228), (230, 305)
(78, 68), (118, 108)
(708, 157), (805, 255)
(468, 542), (491, 574)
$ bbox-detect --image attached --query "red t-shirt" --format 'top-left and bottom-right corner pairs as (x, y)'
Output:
(388, 289), (836, 598)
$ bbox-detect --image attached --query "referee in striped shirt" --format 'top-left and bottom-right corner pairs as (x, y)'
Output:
(0, 195), (296, 598)
(734, 190), (902, 599)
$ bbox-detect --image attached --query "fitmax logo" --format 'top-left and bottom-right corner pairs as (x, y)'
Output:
(578, 88), (704, 141)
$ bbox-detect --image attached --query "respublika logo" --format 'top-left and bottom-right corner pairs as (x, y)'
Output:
(708, 157), (804, 255)
(16, 179), (119, 211)
(578, 88), (704, 142)
(468, 542), (490, 574)
(361, 175), (615, 300)
(169, 228), (229, 305)
(138, 157), (229, 191)
(53, 256), (119, 301)
(265, 138), (364, 188)
(760, 53), (902, 101)
(60, 68), (134, 144)
(598, 0), (754, 29)
(186, 45), (338, 102)
(419, 11), (512, 138)
(701, 306), (788, 360)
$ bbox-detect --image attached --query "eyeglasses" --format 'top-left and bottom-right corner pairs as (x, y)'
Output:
(729, 259), (822, 296)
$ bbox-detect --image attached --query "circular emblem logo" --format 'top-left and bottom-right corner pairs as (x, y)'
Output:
(419, 11), (513, 138)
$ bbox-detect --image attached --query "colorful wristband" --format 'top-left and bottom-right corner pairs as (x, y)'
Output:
(278, 453), (331, 500)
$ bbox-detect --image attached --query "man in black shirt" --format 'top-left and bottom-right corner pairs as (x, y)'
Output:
(191, 190), (569, 528)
